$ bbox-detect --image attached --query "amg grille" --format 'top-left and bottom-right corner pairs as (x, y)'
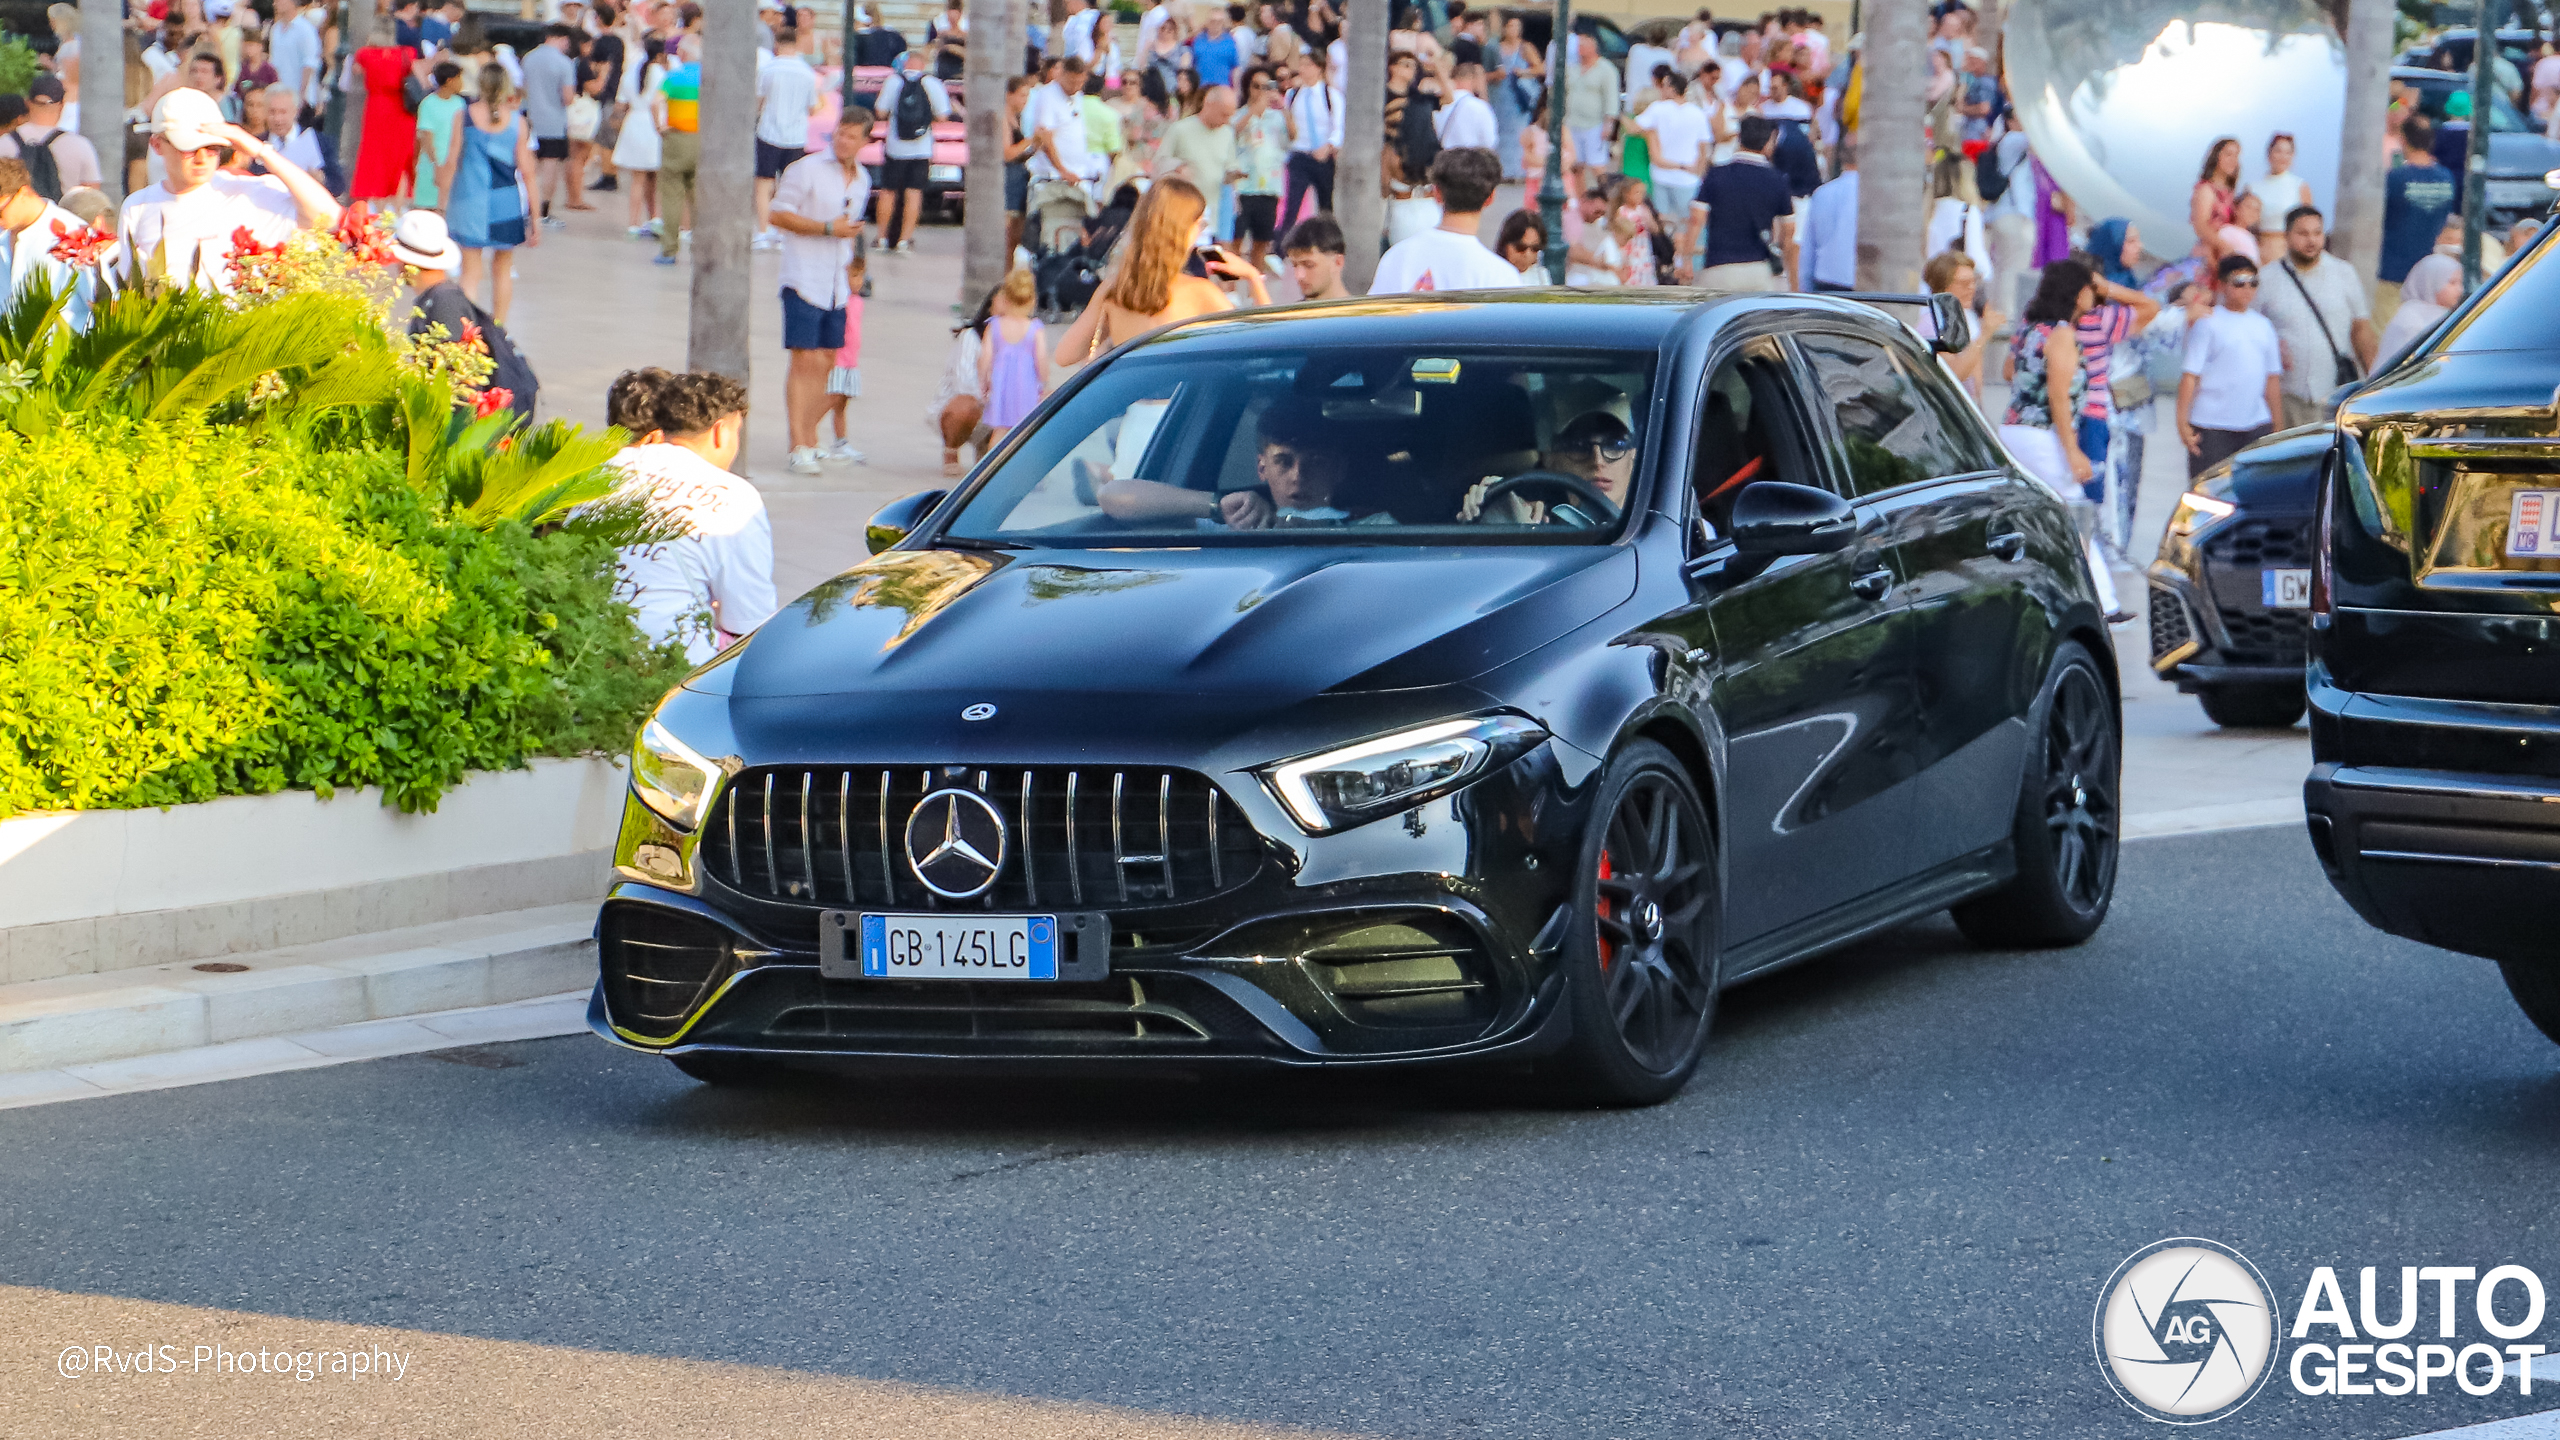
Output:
(2202, 517), (2312, 568)
(2214, 606), (2310, 665)
(2147, 584), (2195, 663)
(700, 766), (1267, 912)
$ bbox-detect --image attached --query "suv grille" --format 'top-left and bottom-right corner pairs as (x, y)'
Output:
(2214, 606), (2310, 664)
(2202, 518), (2313, 569)
(2147, 584), (2195, 664)
(700, 766), (1267, 912)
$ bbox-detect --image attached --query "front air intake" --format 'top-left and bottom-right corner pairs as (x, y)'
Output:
(599, 905), (736, 1040)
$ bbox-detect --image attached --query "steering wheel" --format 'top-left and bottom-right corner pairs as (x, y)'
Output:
(1474, 469), (1619, 526)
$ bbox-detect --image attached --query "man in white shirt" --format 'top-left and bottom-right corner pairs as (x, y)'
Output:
(270, 0), (326, 113)
(605, 369), (780, 662)
(2178, 255), (2286, 477)
(752, 26), (823, 251)
(768, 117), (872, 476)
(1368, 148), (1523, 294)
(119, 88), (338, 293)
(2253, 204), (2378, 428)
(1024, 54), (1099, 249)
(874, 51), (952, 253)
(0, 154), (102, 329)
(254, 84), (330, 178)
(1285, 52), (1341, 220)
(1633, 70), (1708, 218)
(1983, 124), (2036, 322)
(1435, 62), (1498, 151)
(0, 78), (104, 197)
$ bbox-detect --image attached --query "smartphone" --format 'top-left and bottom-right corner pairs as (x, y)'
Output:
(1195, 244), (1228, 270)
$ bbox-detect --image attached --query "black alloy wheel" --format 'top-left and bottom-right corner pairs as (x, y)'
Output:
(1953, 641), (2120, 947)
(1554, 740), (1720, 1106)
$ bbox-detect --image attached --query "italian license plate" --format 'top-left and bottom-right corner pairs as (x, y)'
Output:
(2261, 568), (2312, 609)
(2509, 490), (2560, 558)
(817, 911), (1109, 981)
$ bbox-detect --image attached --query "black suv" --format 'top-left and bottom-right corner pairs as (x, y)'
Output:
(2145, 427), (2328, 728)
(2305, 222), (2560, 1041)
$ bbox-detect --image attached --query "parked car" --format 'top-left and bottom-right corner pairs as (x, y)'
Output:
(2392, 66), (2560, 222)
(592, 289), (2121, 1106)
(2145, 426), (2329, 728)
(2304, 222), (2560, 1037)
(2399, 26), (2546, 76)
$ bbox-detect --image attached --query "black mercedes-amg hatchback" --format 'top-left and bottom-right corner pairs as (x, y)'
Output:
(593, 290), (2121, 1104)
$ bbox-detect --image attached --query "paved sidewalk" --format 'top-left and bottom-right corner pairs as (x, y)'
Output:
(500, 204), (2308, 832)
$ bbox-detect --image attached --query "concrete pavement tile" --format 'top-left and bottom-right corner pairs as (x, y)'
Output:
(0, 1068), (108, 1107)
(61, 1035), (329, 1091)
(413, 992), (590, 1045)
(167, 962), (370, 1044)
(286, 1016), (455, 1059)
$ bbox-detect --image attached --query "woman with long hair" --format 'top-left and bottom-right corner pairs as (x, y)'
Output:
(1051, 177), (1269, 368)
(350, 14), (419, 208)
(613, 36), (666, 237)
(2001, 258), (2128, 618)
(447, 65), (539, 323)
(2190, 136), (2241, 260)
(2247, 132), (2315, 255)
(1490, 13), (1544, 180)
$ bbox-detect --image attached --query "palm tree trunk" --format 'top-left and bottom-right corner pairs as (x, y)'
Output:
(2332, 0), (2395, 284)
(77, 0), (123, 204)
(1854, 0), (1928, 291)
(963, 0), (1012, 308)
(1338, 0), (1389, 293)
(688, 0), (756, 386)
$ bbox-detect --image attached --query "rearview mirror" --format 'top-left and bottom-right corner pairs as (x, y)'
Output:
(1927, 292), (1971, 355)
(1729, 481), (1858, 556)
(865, 490), (948, 554)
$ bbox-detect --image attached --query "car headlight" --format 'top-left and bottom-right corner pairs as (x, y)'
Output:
(631, 717), (728, 831)
(1261, 715), (1548, 834)
(2168, 488), (2238, 538)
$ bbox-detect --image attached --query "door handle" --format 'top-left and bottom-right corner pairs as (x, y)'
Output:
(1987, 531), (2027, 562)
(1850, 568), (1894, 601)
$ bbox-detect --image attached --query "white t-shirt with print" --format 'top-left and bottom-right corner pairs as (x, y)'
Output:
(608, 444), (781, 663)
(118, 173), (301, 293)
(1368, 228), (1527, 294)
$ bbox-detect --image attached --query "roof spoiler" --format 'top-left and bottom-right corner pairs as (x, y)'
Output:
(1823, 291), (1973, 356)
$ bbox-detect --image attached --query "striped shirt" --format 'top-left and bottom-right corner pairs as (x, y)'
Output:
(2075, 302), (2137, 421)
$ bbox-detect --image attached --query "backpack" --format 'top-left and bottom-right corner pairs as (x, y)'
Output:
(893, 71), (933, 140)
(15, 130), (64, 202)
(1976, 142), (2013, 205)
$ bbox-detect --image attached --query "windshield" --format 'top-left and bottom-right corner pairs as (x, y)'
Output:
(943, 345), (1659, 547)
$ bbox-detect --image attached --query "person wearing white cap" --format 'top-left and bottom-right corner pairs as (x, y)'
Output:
(119, 87), (339, 292)
(390, 208), (539, 422)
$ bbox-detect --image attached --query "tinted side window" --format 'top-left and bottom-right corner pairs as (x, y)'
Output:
(2438, 227), (2557, 353)
(1796, 331), (1979, 496)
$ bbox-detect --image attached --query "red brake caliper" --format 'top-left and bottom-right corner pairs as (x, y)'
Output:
(1595, 851), (1615, 971)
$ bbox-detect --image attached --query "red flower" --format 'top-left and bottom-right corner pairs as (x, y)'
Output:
(473, 387), (514, 419)
(457, 320), (485, 352)
(46, 218), (115, 268)
(333, 205), (397, 265)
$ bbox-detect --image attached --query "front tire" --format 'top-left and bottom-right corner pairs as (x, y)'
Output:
(1551, 740), (1721, 1106)
(1953, 641), (2120, 947)
(2198, 683), (2306, 729)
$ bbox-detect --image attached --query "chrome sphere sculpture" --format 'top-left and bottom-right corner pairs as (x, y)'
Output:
(2003, 0), (2345, 257)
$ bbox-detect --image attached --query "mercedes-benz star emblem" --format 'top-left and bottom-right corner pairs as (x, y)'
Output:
(961, 702), (998, 722)
(904, 789), (1009, 898)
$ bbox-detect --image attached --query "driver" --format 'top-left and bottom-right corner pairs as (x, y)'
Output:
(1097, 400), (1384, 529)
(1461, 409), (1638, 523)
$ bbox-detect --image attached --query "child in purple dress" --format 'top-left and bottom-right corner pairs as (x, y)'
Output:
(978, 267), (1050, 437)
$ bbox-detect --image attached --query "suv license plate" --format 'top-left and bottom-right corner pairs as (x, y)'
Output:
(2509, 490), (2560, 558)
(2261, 568), (2312, 609)
(817, 911), (1111, 981)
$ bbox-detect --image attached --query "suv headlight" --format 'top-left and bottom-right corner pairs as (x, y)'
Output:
(631, 717), (728, 830)
(2168, 485), (2237, 538)
(1261, 715), (1548, 834)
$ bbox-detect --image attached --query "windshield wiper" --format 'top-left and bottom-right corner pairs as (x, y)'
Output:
(932, 535), (1031, 552)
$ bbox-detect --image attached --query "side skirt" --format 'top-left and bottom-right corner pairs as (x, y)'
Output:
(1717, 844), (2011, 983)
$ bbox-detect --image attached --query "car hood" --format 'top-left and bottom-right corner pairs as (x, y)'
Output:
(714, 543), (1637, 752)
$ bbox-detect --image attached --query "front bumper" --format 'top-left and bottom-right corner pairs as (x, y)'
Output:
(589, 752), (1592, 1070)
(2147, 511), (2314, 693)
(2304, 676), (2560, 964)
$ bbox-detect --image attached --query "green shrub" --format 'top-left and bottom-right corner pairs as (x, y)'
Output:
(0, 415), (689, 816)
(0, 37), (35, 98)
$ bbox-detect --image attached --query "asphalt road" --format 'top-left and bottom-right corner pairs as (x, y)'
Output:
(9, 825), (2560, 1439)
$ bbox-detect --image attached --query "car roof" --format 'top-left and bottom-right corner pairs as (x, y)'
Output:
(1122, 289), (1886, 357)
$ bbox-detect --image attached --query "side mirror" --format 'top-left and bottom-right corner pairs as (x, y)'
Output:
(1927, 291), (1971, 355)
(865, 490), (948, 555)
(1728, 481), (1858, 556)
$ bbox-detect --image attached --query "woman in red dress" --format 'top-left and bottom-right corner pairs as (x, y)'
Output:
(350, 19), (420, 205)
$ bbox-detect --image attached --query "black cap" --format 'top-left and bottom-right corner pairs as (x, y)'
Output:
(27, 76), (64, 103)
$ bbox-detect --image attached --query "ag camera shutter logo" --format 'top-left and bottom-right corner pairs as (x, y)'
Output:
(2095, 1238), (2282, 1423)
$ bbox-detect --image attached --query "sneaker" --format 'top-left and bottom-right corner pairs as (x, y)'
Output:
(627, 224), (652, 238)
(895, 239), (915, 254)
(590, 175), (619, 192)
(652, 253), (678, 266)
(751, 230), (782, 251)
(541, 216), (568, 231)
(787, 446), (824, 476)
(824, 438), (867, 464)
